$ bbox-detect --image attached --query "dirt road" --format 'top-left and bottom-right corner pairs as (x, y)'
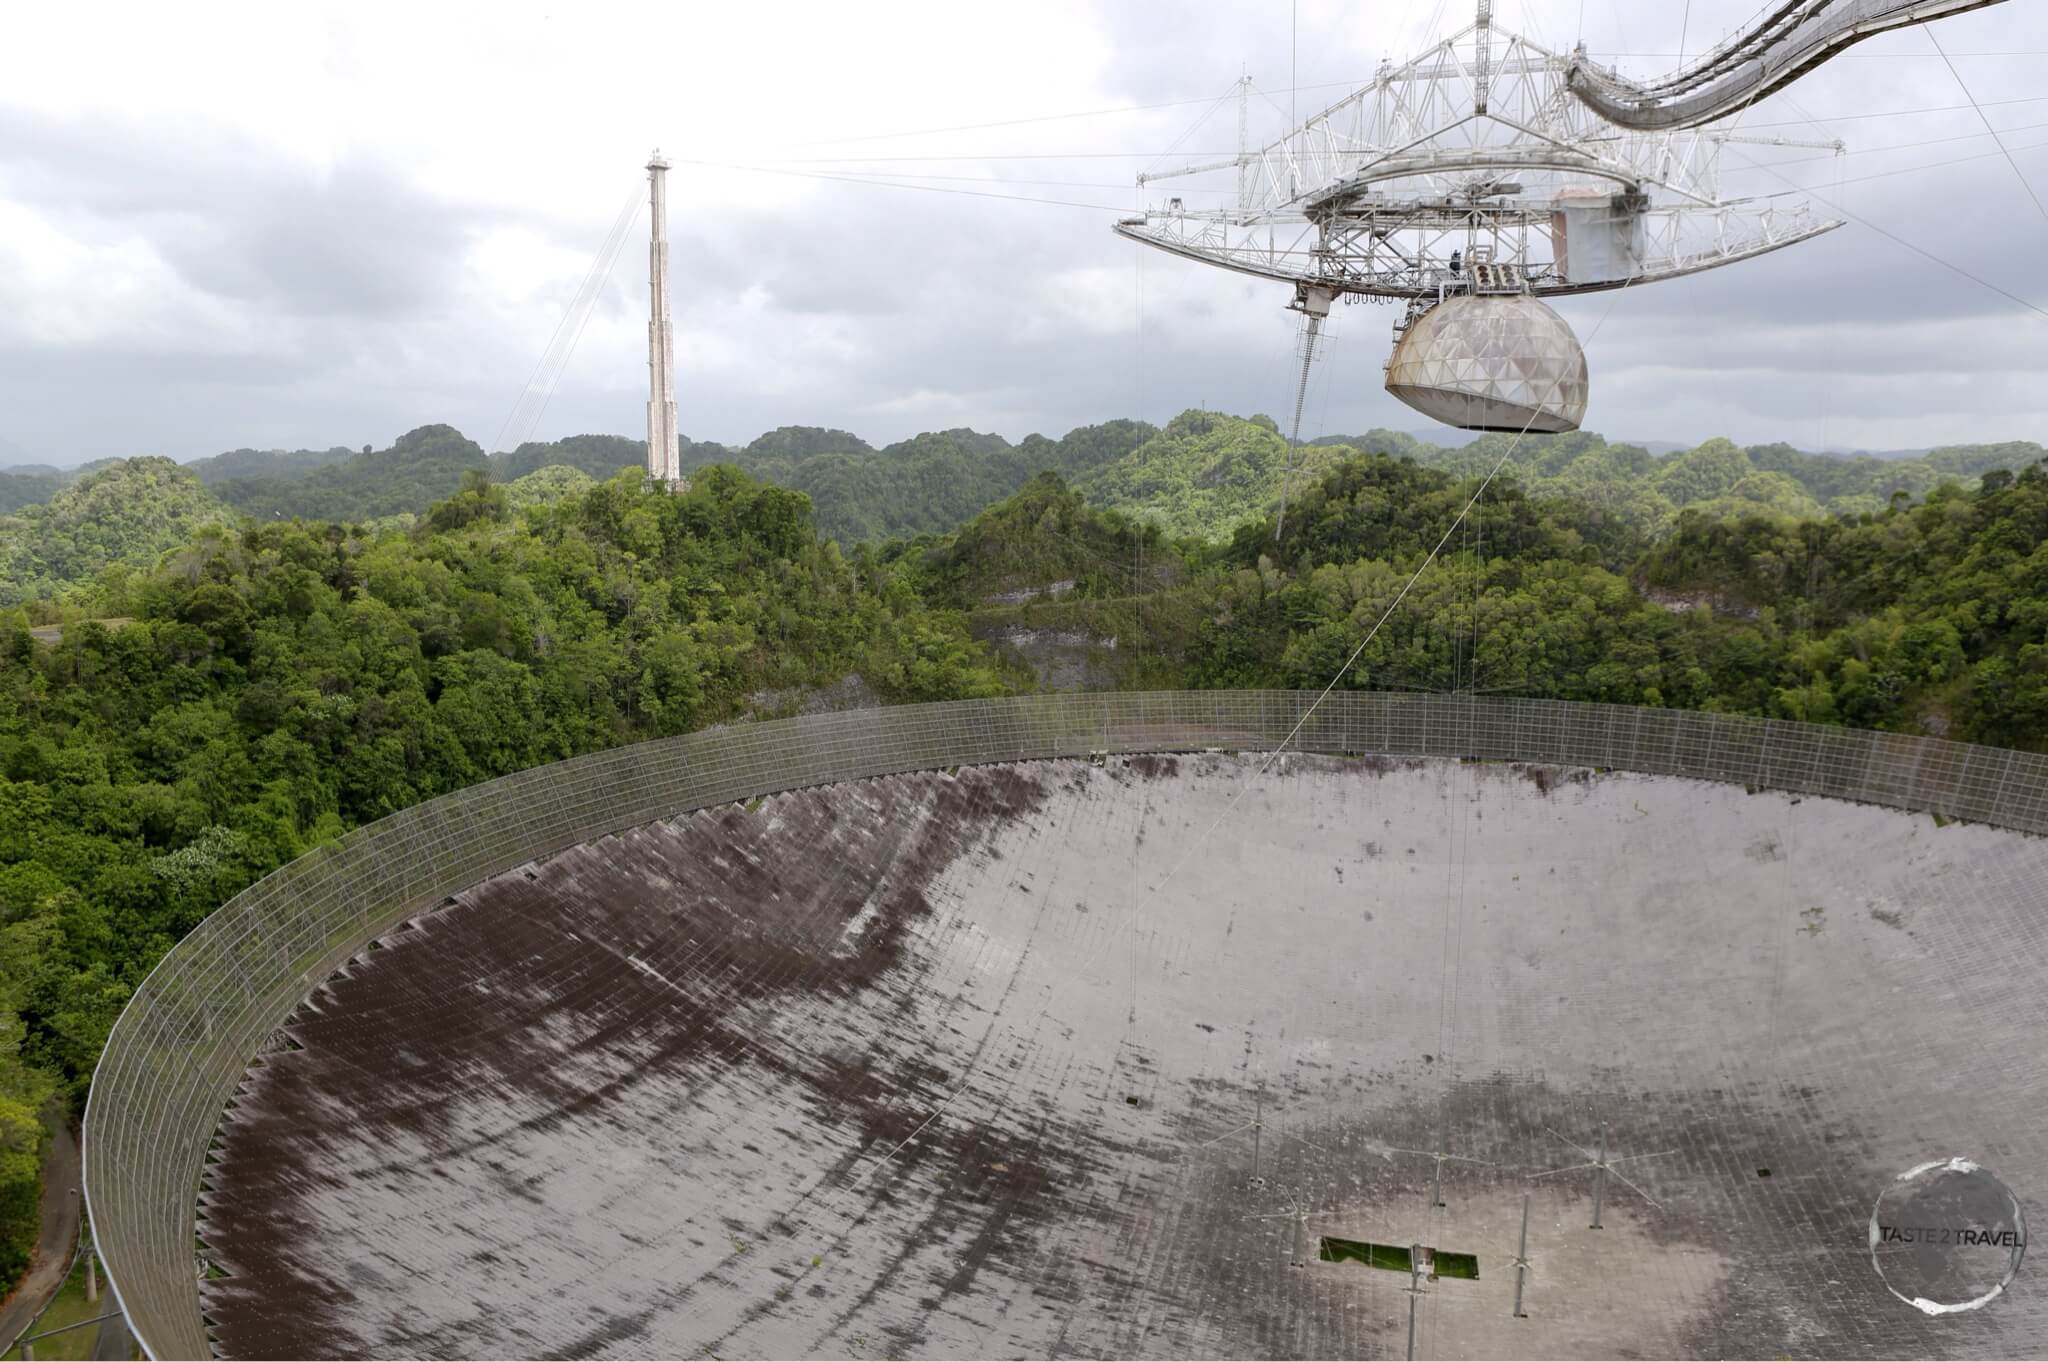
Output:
(0, 1114), (82, 1351)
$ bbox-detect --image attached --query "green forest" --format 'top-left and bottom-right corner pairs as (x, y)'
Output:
(8, 413), (2039, 610)
(893, 448), (2048, 745)
(1, 409), (2045, 1290)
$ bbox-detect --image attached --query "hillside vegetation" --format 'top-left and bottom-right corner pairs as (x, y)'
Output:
(1179, 455), (2048, 735)
(209, 424), (491, 522)
(893, 449), (2048, 747)
(493, 433), (654, 483)
(692, 420), (1158, 542)
(0, 469), (71, 516)
(1399, 431), (2046, 536)
(159, 420), (1159, 545)
(185, 445), (356, 485)
(1637, 467), (2048, 745)
(7, 417), (2037, 568)
(1073, 410), (1353, 540)
(0, 459), (239, 605)
(912, 470), (1173, 609)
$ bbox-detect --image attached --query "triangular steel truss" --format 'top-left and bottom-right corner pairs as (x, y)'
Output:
(1116, 5), (1843, 300)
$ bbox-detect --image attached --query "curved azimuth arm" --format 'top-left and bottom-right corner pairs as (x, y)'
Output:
(1567, 0), (2013, 131)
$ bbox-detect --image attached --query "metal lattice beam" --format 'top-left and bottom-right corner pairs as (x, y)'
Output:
(1119, 14), (1842, 300)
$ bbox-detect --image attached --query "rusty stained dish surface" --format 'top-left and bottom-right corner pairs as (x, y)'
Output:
(199, 755), (2048, 1358)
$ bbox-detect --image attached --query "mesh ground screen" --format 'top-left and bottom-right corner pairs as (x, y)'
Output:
(189, 752), (2044, 1358)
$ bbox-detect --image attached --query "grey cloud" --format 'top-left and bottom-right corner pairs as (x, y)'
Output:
(0, 339), (310, 386)
(152, 161), (473, 319)
(0, 106), (483, 320)
(2, 0), (2045, 465)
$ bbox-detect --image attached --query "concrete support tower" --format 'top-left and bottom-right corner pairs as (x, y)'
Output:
(645, 150), (681, 486)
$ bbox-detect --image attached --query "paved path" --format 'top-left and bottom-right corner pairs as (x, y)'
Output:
(91, 1308), (132, 1360)
(0, 1115), (81, 1352)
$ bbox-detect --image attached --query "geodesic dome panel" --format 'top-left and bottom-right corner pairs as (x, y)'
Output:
(1385, 293), (1589, 433)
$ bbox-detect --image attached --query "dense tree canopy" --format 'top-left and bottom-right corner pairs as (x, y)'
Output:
(0, 458), (239, 605)
(1639, 463), (2048, 743)
(0, 469), (72, 517)
(891, 447), (2048, 752)
(1071, 410), (1349, 540)
(1400, 432), (2046, 538)
(209, 425), (492, 522)
(704, 420), (1158, 542)
(907, 471), (1171, 609)
(184, 445), (355, 486)
(741, 425), (874, 461)
(492, 433), (645, 483)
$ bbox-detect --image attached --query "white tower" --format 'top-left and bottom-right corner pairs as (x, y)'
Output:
(645, 150), (681, 487)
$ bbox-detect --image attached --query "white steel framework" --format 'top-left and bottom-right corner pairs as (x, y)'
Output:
(1115, 8), (1844, 306)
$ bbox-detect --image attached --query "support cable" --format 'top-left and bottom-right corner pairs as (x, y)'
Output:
(1150, 271), (1644, 903)
(1723, 117), (2048, 176)
(491, 179), (643, 456)
(1135, 183), (1146, 428)
(696, 92), (2048, 169)
(1724, 144), (2048, 319)
(677, 156), (1134, 213)
(709, 119), (2048, 196)
(1272, 310), (1325, 543)
(1739, 131), (2048, 196)
(1137, 78), (1244, 183)
(1773, 89), (1851, 456)
(1927, 27), (2048, 225)
(1722, 92), (2048, 130)
(619, 68), (2048, 170)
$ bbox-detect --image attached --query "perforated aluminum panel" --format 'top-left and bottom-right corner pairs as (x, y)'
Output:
(83, 693), (2048, 1358)
(1385, 294), (1590, 433)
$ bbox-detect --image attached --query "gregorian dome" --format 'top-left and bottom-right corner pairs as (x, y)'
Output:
(1383, 293), (1590, 434)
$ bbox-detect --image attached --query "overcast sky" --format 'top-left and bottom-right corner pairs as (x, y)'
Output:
(2, 0), (2044, 466)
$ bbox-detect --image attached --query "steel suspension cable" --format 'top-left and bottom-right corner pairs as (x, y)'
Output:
(491, 179), (643, 456)
(1928, 26), (2048, 225)
(1149, 270), (1645, 903)
(1725, 144), (2048, 319)
(1271, 310), (1325, 543)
